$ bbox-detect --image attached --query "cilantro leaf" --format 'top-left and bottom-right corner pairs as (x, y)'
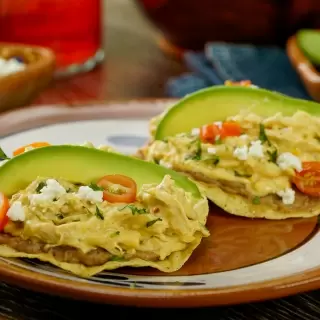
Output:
(89, 183), (103, 191)
(185, 138), (202, 161)
(36, 181), (46, 193)
(259, 124), (270, 145)
(110, 255), (125, 262)
(120, 204), (148, 215)
(267, 149), (278, 163)
(95, 205), (104, 220)
(110, 231), (120, 238)
(211, 155), (220, 165)
(146, 218), (162, 227)
(252, 196), (261, 205)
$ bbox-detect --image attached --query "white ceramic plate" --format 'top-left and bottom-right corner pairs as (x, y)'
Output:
(0, 100), (319, 308)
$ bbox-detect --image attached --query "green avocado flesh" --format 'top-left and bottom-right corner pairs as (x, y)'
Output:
(155, 86), (320, 140)
(297, 29), (320, 65)
(0, 146), (201, 198)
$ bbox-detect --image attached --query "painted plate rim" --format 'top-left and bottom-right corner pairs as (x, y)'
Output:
(1, 99), (320, 308)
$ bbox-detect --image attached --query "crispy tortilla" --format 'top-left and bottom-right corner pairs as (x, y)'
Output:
(0, 236), (202, 278)
(194, 180), (320, 220)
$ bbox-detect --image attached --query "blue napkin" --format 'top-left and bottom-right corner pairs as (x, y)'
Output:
(165, 42), (311, 100)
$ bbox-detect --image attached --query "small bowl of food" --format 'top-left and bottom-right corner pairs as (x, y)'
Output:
(286, 29), (320, 102)
(0, 43), (56, 112)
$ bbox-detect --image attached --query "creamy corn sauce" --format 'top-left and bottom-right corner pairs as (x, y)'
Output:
(144, 111), (320, 203)
(4, 175), (209, 261)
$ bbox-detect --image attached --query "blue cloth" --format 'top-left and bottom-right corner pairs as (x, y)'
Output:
(165, 42), (311, 100)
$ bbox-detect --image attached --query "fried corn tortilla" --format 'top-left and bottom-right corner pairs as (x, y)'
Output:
(0, 175), (209, 278)
(140, 110), (320, 219)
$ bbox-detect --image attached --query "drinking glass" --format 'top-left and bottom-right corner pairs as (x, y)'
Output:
(0, 0), (104, 77)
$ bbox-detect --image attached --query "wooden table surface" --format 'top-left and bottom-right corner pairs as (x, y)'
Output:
(32, 0), (186, 106)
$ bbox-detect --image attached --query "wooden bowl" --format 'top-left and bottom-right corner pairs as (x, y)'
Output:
(286, 35), (320, 102)
(0, 43), (56, 113)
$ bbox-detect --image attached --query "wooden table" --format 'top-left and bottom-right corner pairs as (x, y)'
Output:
(33, 0), (186, 106)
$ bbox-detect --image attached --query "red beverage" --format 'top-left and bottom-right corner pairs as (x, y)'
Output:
(0, 0), (103, 74)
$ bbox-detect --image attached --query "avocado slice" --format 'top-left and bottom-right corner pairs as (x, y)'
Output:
(155, 86), (320, 140)
(297, 29), (320, 66)
(0, 145), (201, 198)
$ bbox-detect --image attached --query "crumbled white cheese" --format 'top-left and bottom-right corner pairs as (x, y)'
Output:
(248, 140), (264, 158)
(77, 186), (103, 203)
(276, 152), (302, 172)
(240, 134), (248, 140)
(28, 193), (52, 204)
(159, 160), (172, 169)
(277, 188), (295, 205)
(214, 121), (222, 129)
(29, 179), (67, 204)
(6, 201), (25, 222)
(207, 147), (217, 154)
(233, 145), (248, 160)
(191, 128), (200, 136)
(0, 58), (26, 77)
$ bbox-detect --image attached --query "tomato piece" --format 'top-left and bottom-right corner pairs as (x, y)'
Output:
(13, 142), (51, 156)
(224, 80), (252, 87)
(97, 174), (137, 203)
(220, 122), (242, 138)
(0, 192), (9, 232)
(292, 162), (320, 196)
(200, 124), (220, 143)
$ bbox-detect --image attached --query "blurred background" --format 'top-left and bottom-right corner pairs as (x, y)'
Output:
(0, 0), (319, 112)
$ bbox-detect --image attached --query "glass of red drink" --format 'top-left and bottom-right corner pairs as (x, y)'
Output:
(0, 0), (104, 77)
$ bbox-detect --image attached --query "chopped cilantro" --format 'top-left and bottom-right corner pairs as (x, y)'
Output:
(89, 183), (103, 191)
(146, 218), (162, 227)
(120, 204), (148, 215)
(0, 147), (9, 160)
(234, 171), (252, 178)
(36, 181), (46, 193)
(189, 153), (201, 161)
(95, 205), (104, 220)
(259, 124), (270, 145)
(56, 213), (64, 219)
(110, 231), (120, 238)
(110, 255), (125, 262)
(267, 149), (278, 163)
(252, 196), (261, 205)
(211, 155), (220, 165)
(185, 138), (202, 161)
